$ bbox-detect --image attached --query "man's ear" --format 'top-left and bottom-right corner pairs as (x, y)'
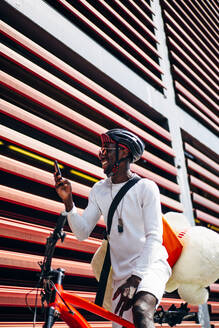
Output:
(121, 148), (130, 158)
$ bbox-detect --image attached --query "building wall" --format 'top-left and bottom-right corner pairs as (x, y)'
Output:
(0, 0), (218, 327)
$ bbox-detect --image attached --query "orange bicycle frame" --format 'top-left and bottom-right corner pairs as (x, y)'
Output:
(46, 279), (135, 328)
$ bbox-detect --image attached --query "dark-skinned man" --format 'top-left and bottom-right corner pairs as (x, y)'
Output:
(54, 129), (171, 328)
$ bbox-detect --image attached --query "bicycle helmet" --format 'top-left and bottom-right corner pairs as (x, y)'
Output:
(101, 128), (145, 164)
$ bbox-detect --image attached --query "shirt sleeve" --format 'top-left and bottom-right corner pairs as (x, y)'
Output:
(132, 180), (168, 279)
(66, 184), (101, 241)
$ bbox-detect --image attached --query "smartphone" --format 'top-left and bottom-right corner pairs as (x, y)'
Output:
(54, 160), (62, 177)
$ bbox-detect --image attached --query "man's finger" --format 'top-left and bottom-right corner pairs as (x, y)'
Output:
(114, 297), (123, 314)
(113, 287), (122, 300)
(123, 287), (129, 298)
(119, 299), (132, 317)
(55, 179), (65, 189)
(119, 300), (128, 317)
(54, 172), (62, 182)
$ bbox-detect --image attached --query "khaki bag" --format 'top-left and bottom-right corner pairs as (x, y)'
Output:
(91, 239), (113, 310)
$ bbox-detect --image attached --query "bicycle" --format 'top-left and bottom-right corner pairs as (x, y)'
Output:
(36, 214), (196, 328)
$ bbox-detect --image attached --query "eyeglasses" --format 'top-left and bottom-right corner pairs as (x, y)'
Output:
(99, 147), (123, 157)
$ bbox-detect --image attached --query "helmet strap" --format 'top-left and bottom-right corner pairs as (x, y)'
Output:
(107, 143), (129, 177)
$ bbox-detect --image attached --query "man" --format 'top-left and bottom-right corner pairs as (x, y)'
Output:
(54, 129), (171, 328)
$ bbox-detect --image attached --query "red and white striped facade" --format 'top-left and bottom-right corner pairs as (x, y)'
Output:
(0, 0), (218, 327)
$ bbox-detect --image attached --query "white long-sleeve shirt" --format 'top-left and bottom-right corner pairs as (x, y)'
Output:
(67, 176), (169, 281)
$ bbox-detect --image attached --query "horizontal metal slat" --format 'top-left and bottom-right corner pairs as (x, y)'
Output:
(0, 185), (104, 227)
(195, 210), (219, 227)
(77, 0), (161, 73)
(0, 103), (179, 192)
(192, 0), (218, 34)
(0, 184), (63, 215)
(210, 323), (219, 328)
(210, 284), (219, 293)
(185, 143), (218, 172)
(114, 0), (157, 42)
(166, 24), (218, 82)
(0, 250), (94, 277)
(130, 163), (180, 193)
(173, 66), (218, 114)
(0, 102), (100, 160)
(175, 0), (218, 48)
(187, 159), (218, 185)
(175, 82), (219, 130)
(159, 194), (183, 212)
(201, 0), (217, 18)
(201, 0), (217, 17)
(127, 0), (155, 27)
(136, 0), (154, 15)
(202, 0), (218, 20)
(190, 175), (219, 197)
(1, 125), (104, 180)
(0, 322), (112, 328)
(192, 193), (219, 214)
(164, 0), (218, 60)
(0, 69), (173, 157)
(0, 156), (182, 211)
(0, 286), (94, 307)
(0, 98), (99, 157)
(208, 302), (219, 314)
(89, 324), (112, 328)
(57, 0), (165, 88)
(168, 37), (218, 90)
(0, 21), (171, 142)
(0, 217), (101, 253)
(171, 51), (218, 100)
(95, 0), (159, 57)
(178, 94), (218, 132)
(164, 10), (218, 72)
(0, 323), (202, 328)
(0, 285), (199, 312)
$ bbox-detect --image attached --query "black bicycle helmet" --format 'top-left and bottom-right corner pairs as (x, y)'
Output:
(101, 128), (145, 163)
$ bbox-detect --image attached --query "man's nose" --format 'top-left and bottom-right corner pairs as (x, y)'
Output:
(98, 148), (107, 159)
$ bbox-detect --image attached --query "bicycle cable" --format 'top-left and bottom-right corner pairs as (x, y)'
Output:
(25, 279), (42, 327)
(50, 280), (74, 314)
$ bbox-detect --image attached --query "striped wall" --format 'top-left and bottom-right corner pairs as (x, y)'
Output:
(182, 131), (219, 325)
(160, 0), (218, 134)
(0, 0), (218, 327)
(47, 0), (165, 92)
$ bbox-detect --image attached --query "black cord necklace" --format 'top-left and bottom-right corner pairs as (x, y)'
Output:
(111, 172), (135, 233)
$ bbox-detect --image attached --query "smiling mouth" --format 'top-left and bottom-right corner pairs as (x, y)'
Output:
(101, 160), (108, 169)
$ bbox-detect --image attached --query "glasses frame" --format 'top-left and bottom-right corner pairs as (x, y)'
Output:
(99, 147), (124, 156)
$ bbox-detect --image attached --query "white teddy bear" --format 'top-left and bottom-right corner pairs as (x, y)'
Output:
(164, 212), (219, 305)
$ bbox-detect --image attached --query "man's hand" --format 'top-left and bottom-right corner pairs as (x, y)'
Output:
(113, 275), (141, 317)
(54, 170), (73, 212)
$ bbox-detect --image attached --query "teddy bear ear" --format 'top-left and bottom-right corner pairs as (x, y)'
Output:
(164, 212), (191, 235)
(178, 284), (208, 305)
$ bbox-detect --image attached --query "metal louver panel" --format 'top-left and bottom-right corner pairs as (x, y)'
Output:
(183, 140), (219, 231)
(160, 0), (219, 133)
(54, 0), (165, 91)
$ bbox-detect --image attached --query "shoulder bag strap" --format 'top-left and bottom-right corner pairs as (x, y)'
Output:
(95, 176), (141, 306)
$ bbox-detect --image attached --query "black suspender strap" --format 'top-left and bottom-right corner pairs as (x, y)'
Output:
(95, 176), (141, 307)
